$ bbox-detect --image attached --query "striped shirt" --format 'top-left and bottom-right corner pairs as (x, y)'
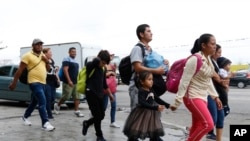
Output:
(174, 51), (218, 107)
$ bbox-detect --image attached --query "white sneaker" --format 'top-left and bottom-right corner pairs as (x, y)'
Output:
(42, 122), (55, 131)
(110, 122), (120, 128)
(21, 116), (32, 126)
(54, 103), (60, 115)
(74, 110), (84, 117)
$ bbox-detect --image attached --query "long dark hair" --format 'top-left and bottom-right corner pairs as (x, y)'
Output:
(191, 33), (214, 54)
(216, 44), (221, 52)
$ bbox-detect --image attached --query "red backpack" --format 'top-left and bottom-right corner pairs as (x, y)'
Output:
(166, 54), (202, 94)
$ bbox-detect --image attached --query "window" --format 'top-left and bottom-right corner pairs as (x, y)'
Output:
(0, 66), (12, 76)
(11, 67), (18, 77)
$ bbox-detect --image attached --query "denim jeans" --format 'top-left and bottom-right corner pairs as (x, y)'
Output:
(24, 82), (48, 126)
(207, 95), (217, 125)
(207, 95), (225, 132)
(207, 95), (217, 134)
(129, 85), (138, 111)
(44, 84), (56, 118)
(103, 93), (116, 123)
(216, 107), (225, 128)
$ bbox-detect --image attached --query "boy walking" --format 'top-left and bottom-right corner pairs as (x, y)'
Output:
(82, 50), (114, 141)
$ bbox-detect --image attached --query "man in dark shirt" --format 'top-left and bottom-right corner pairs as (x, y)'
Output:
(82, 50), (114, 141)
(54, 47), (84, 117)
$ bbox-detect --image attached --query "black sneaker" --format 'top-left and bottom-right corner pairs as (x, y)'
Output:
(82, 120), (89, 136)
(206, 133), (216, 140)
(96, 136), (106, 141)
(157, 137), (163, 141)
(48, 116), (54, 120)
(150, 137), (163, 141)
(128, 137), (139, 141)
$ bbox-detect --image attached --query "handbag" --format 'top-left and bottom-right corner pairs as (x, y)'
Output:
(19, 60), (42, 84)
(54, 72), (61, 88)
(54, 78), (60, 88)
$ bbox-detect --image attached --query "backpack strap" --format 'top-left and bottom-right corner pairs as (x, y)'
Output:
(130, 43), (146, 86)
(135, 43), (145, 58)
(89, 69), (95, 78)
(185, 53), (203, 99)
(192, 53), (203, 74)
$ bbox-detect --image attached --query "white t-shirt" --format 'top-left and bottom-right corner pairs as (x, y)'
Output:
(218, 68), (229, 78)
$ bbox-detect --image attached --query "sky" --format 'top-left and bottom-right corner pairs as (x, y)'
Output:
(0, 0), (250, 65)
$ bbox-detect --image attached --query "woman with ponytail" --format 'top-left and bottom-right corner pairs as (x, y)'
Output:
(171, 33), (223, 141)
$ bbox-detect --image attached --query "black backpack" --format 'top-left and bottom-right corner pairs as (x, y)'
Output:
(118, 43), (145, 85)
(19, 60), (41, 84)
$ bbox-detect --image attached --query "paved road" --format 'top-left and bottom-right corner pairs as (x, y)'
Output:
(2, 84), (247, 140)
(0, 102), (229, 141)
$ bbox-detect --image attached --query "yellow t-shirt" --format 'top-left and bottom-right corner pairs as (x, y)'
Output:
(21, 51), (47, 84)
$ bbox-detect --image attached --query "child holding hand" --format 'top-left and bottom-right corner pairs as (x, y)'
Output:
(123, 71), (175, 141)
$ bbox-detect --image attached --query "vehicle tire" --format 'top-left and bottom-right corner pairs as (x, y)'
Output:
(237, 82), (246, 88)
(66, 103), (74, 108)
(18, 101), (28, 106)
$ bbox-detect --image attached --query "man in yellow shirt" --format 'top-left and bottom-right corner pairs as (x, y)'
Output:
(9, 38), (55, 131)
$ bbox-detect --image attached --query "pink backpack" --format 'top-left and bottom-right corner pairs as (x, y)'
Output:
(106, 64), (117, 94)
(106, 76), (117, 93)
(166, 54), (202, 94)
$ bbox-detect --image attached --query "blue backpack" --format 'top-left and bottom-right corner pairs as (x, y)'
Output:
(58, 67), (64, 81)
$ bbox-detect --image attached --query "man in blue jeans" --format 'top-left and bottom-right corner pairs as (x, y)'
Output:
(9, 38), (55, 131)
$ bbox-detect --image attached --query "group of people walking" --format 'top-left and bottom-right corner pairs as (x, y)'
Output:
(8, 23), (231, 141)
(125, 24), (231, 141)
(8, 38), (120, 141)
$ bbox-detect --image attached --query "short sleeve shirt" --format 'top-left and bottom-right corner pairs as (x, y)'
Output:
(218, 68), (229, 78)
(129, 42), (150, 86)
(61, 56), (79, 84)
(21, 51), (47, 84)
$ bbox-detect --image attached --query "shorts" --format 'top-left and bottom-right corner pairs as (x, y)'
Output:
(61, 83), (80, 100)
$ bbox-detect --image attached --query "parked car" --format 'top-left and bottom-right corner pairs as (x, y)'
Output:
(229, 69), (250, 88)
(0, 65), (85, 107)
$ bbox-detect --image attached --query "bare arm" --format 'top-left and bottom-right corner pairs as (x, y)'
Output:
(133, 61), (165, 75)
(41, 54), (50, 71)
(54, 66), (60, 81)
(212, 71), (229, 88)
(63, 66), (73, 87)
(105, 64), (116, 77)
(9, 62), (27, 90)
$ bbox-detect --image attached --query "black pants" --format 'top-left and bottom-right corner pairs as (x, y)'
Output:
(85, 89), (105, 137)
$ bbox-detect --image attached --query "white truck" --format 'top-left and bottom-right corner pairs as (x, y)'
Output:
(20, 42), (102, 107)
(20, 42), (102, 69)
